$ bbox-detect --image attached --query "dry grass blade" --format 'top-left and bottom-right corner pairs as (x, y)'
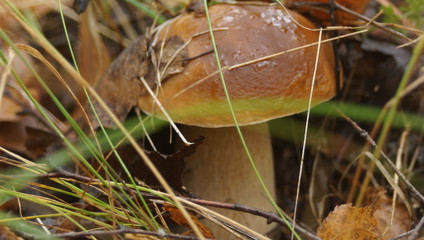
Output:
(0, 51), (15, 113)
(139, 77), (192, 145)
(292, 27), (324, 240)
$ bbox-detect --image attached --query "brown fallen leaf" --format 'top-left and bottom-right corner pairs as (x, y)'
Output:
(25, 127), (61, 159)
(78, 2), (110, 87)
(365, 187), (411, 240)
(317, 203), (383, 240)
(0, 95), (25, 122)
(0, 116), (51, 157)
(163, 203), (215, 239)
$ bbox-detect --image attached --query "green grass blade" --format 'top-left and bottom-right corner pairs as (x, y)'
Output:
(202, 1), (300, 238)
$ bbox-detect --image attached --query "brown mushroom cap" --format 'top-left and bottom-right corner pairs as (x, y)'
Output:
(138, 3), (338, 127)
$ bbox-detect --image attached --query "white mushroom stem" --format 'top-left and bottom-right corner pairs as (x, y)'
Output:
(180, 123), (276, 238)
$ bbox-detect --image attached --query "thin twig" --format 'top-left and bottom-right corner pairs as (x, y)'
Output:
(388, 216), (424, 240)
(287, 1), (411, 41)
(182, 199), (320, 240)
(407, 216), (424, 240)
(340, 113), (424, 204)
(332, 1), (411, 41)
(389, 230), (413, 240)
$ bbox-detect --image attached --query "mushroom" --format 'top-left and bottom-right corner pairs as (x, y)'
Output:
(138, 3), (338, 238)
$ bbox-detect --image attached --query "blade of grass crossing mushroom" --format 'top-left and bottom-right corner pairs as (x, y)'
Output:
(202, 1), (300, 238)
(291, 28), (323, 240)
(139, 77), (193, 145)
(227, 29), (368, 70)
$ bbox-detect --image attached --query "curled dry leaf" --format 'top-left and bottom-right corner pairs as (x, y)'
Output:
(162, 203), (215, 239)
(365, 187), (411, 240)
(78, 3), (110, 87)
(317, 203), (383, 240)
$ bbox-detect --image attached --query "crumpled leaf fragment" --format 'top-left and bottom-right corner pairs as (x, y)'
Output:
(163, 203), (215, 239)
(317, 203), (383, 240)
(365, 187), (411, 240)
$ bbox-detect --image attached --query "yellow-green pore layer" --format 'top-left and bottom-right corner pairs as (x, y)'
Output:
(138, 3), (337, 127)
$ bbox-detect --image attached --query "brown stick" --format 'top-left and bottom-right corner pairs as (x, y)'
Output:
(340, 113), (424, 204)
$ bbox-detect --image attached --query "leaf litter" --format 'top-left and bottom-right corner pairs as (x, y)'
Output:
(317, 203), (383, 240)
